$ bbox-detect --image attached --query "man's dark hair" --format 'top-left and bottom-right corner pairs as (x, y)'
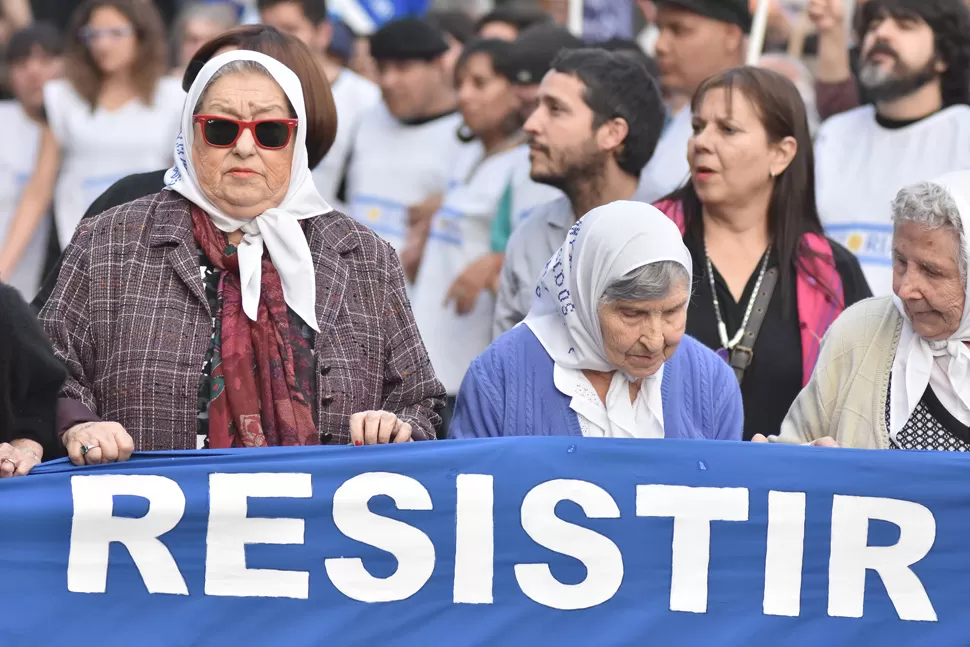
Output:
(5, 22), (62, 66)
(597, 38), (659, 80)
(475, 6), (551, 35)
(857, 0), (970, 106)
(550, 48), (665, 178)
(425, 9), (476, 44)
(257, 0), (328, 25)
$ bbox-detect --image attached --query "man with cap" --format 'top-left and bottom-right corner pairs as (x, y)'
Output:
(814, 0), (970, 296)
(441, 23), (582, 316)
(499, 23), (583, 224)
(492, 48), (666, 337)
(345, 18), (470, 269)
(636, 0), (750, 203)
(259, 0), (380, 210)
(0, 23), (63, 298)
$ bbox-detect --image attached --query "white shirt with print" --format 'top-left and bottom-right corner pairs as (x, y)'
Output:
(815, 104), (970, 295)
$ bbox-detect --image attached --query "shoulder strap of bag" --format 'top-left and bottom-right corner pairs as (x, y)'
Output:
(728, 267), (779, 385)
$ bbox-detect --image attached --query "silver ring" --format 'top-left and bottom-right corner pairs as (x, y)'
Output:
(1, 458), (16, 467)
(80, 442), (100, 456)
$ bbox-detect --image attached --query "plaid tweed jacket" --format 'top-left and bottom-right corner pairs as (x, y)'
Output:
(40, 190), (445, 450)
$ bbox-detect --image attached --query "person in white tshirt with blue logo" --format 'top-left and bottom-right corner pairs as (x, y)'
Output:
(346, 18), (471, 268)
(0, 24), (63, 299)
(815, 0), (970, 295)
(0, 0), (184, 281)
(409, 39), (525, 426)
(258, 0), (381, 211)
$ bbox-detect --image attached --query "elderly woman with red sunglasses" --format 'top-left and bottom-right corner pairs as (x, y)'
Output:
(40, 50), (445, 465)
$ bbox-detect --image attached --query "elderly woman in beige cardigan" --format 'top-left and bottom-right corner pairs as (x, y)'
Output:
(760, 171), (970, 450)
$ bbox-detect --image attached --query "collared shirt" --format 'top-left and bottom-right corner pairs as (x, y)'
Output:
(493, 196), (573, 338)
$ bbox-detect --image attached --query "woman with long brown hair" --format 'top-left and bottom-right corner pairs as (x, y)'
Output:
(0, 0), (182, 283)
(655, 66), (871, 440)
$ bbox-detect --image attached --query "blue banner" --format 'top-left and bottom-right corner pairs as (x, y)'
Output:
(2, 437), (968, 646)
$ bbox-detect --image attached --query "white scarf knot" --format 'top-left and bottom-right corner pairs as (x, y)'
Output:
(163, 50), (331, 332)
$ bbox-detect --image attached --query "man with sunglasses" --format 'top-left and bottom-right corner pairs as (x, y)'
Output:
(345, 18), (470, 271)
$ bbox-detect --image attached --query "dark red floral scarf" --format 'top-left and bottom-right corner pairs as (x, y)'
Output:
(190, 206), (319, 448)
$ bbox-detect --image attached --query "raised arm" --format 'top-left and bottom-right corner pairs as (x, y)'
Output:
(0, 126), (61, 278)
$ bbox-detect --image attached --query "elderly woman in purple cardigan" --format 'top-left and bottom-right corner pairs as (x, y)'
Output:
(449, 201), (742, 440)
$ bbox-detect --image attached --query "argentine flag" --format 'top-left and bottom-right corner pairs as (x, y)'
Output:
(328, 0), (432, 35)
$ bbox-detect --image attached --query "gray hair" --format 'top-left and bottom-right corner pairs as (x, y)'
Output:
(891, 181), (967, 284)
(599, 261), (691, 305)
(193, 60), (295, 116)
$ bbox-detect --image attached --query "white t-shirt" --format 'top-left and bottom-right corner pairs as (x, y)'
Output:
(815, 105), (970, 294)
(346, 103), (468, 251)
(636, 104), (692, 203)
(44, 77), (184, 248)
(0, 102), (48, 298)
(411, 142), (523, 394)
(311, 69), (380, 211)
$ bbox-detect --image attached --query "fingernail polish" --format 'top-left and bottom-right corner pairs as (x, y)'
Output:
(354, 440), (362, 446)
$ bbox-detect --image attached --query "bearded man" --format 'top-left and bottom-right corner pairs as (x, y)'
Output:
(814, 0), (970, 295)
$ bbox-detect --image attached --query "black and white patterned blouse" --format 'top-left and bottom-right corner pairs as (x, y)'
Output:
(195, 249), (316, 450)
(886, 379), (970, 451)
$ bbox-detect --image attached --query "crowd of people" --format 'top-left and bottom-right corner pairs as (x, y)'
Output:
(2, 0), (970, 478)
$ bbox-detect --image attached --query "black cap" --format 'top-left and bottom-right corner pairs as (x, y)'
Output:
(497, 23), (583, 86)
(369, 18), (450, 62)
(655, 0), (752, 33)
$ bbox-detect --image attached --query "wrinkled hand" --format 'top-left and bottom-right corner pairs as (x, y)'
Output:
(445, 253), (504, 315)
(350, 411), (413, 445)
(63, 421), (134, 466)
(751, 434), (839, 447)
(808, 0), (845, 34)
(0, 439), (42, 477)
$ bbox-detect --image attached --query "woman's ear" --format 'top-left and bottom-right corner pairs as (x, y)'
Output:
(769, 135), (798, 178)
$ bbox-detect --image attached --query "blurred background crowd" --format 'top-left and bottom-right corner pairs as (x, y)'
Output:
(3, 0), (970, 470)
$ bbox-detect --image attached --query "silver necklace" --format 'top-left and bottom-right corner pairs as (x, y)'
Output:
(705, 243), (772, 351)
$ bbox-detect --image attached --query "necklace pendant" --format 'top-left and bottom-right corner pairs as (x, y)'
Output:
(716, 347), (730, 363)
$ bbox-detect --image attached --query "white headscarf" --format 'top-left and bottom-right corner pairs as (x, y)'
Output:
(524, 201), (693, 439)
(524, 200), (693, 372)
(164, 50), (331, 332)
(890, 170), (970, 439)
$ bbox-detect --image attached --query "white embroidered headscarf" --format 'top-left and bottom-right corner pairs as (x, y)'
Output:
(890, 170), (970, 439)
(164, 50), (331, 332)
(524, 201), (693, 439)
(524, 200), (693, 372)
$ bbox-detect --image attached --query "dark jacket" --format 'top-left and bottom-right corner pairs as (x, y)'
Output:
(0, 283), (66, 457)
(40, 190), (445, 450)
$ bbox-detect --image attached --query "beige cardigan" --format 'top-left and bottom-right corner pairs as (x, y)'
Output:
(778, 296), (904, 449)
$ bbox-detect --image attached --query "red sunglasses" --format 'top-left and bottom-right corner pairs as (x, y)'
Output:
(193, 115), (298, 150)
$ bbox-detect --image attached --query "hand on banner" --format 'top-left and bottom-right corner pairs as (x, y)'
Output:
(0, 439), (42, 477)
(349, 411), (413, 445)
(63, 421), (134, 466)
(445, 253), (504, 315)
(808, 0), (846, 34)
(751, 434), (840, 447)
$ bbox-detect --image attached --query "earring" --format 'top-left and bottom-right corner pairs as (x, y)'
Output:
(769, 169), (776, 179)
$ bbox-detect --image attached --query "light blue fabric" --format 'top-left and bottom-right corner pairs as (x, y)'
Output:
(449, 325), (743, 440)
